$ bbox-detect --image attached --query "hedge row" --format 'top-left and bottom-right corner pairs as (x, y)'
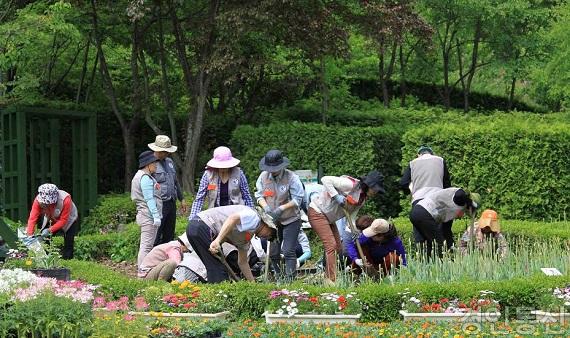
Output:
(67, 259), (570, 322)
(230, 122), (402, 216)
(402, 114), (570, 220)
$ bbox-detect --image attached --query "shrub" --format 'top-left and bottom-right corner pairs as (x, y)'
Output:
(402, 114), (570, 219)
(231, 122), (402, 216)
(81, 194), (135, 235)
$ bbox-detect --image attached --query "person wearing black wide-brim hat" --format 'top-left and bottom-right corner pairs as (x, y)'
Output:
(131, 150), (163, 275)
(254, 149), (305, 281)
(307, 169), (386, 285)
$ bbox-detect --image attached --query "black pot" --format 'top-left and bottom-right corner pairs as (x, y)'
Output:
(30, 268), (71, 281)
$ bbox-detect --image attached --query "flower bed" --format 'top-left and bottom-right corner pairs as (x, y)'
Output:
(533, 285), (570, 323)
(264, 289), (361, 324)
(398, 289), (501, 322)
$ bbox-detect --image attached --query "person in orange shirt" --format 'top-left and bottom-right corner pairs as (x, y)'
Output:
(27, 183), (78, 259)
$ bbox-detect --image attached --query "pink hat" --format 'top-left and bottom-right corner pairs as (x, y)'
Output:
(206, 146), (240, 169)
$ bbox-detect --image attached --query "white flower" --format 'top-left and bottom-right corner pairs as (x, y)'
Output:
(290, 302), (297, 307)
(276, 309), (284, 315)
(283, 298), (289, 303)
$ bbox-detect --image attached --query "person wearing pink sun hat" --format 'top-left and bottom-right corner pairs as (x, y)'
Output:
(189, 146), (254, 220)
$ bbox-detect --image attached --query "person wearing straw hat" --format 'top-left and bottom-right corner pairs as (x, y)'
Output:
(255, 149), (305, 281)
(185, 205), (277, 283)
(459, 209), (507, 259)
(308, 170), (386, 284)
(189, 146), (254, 220)
(410, 187), (481, 260)
(400, 145), (454, 249)
(148, 135), (188, 246)
(138, 233), (192, 281)
(131, 150), (163, 272)
(26, 183), (79, 259)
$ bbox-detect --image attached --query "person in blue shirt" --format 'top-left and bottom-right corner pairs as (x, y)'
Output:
(347, 215), (407, 277)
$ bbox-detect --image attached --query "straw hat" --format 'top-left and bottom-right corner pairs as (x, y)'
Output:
(478, 209), (500, 232)
(148, 135), (177, 153)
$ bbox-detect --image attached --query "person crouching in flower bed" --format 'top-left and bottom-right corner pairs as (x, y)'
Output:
(459, 209), (507, 259)
(347, 215), (407, 277)
(186, 205), (277, 283)
(138, 233), (192, 281)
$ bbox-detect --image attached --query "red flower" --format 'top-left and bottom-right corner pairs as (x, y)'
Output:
(439, 298), (449, 303)
(338, 296), (346, 303)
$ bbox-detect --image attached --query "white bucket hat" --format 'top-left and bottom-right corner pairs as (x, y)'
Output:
(148, 135), (177, 153)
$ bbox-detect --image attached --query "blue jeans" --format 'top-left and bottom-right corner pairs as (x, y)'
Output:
(270, 219), (301, 280)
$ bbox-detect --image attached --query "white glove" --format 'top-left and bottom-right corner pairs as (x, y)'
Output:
(354, 259), (364, 267)
(296, 259), (301, 269)
(153, 218), (161, 227)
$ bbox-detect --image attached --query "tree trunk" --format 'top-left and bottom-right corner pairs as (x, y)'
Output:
(463, 19), (482, 112)
(507, 77), (516, 111)
(319, 56), (329, 124)
(399, 44), (407, 106)
(83, 50), (98, 103)
(76, 36), (91, 104)
(90, 0), (138, 191)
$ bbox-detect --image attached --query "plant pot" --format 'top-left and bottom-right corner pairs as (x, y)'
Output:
(263, 312), (361, 324)
(399, 310), (501, 322)
(30, 268), (70, 281)
(531, 310), (569, 323)
(128, 311), (230, 321)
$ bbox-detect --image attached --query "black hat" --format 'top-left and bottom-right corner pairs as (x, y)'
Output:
(361, 170), (386, 194)
(138, 150), (158, 169)
(259, 149), (290, 172)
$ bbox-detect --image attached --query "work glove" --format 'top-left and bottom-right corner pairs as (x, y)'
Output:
(40, 228), (51, 239)
(268, 207), (283, 221)
(263, 205), (272, 213)
(153, 218), (161, 227)
(296, 259), (301, 269)
(354, 258), (364, 267)
(333, 194), (346, 207)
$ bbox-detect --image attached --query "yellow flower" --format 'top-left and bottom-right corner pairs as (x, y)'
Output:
(25, 259), (33, 266)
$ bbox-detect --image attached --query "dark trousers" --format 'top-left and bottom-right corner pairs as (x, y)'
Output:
(410, 204), (444, 260)
(186, 219), (228, 283)
(154, 199), (176, 246)
(441, 220), (454, 249)
(56, 221), (78, 260)
(270, 219), (301, 280)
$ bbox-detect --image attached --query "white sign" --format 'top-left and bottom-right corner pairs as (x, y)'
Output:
(541, 268), (563, 276)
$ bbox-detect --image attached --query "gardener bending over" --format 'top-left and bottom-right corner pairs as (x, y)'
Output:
(138, 233), (192, 281)
(186, 205), (277, 283)
(459, 209), (507, 259)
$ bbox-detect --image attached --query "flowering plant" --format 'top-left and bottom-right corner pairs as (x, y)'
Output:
(539, 285), (570, 311)
(399, 289), (500, 313)
(140, 280), (228, 313)
(0, 268), (37, 296)
(266, 289), (361, 316)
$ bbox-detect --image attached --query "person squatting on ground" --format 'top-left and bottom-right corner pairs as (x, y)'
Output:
(186, 205), (277, 283)
(459, 209), (508, 259)
(138, 234), (192, 281)
(149, 135), (188, 246)
(255, 149), (304, 281)
(131, 151), (163, 271)
(27, 183), (79, 259)
(400, 145), (454, 249)
(346, 215), (407, 277)
(410, 187), (480, 260)
(189, 146), (254, 220)
(308, 170), (386, 284)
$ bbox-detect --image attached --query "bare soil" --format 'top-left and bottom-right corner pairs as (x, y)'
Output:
(97, 258), (138, 279)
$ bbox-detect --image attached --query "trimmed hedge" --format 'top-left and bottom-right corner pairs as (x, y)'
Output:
(230, 122), (402, 216)
(68, 260), (570, 322)
(81, 194), (136, 235)
(402, 114), (570, 219)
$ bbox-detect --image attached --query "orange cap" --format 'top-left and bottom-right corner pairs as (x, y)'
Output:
(478, 209), (500, 232)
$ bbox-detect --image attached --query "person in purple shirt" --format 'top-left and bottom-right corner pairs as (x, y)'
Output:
(346, 215), (407, 277)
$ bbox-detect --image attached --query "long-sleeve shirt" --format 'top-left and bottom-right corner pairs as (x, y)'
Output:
(139, 240), (183, 272)
(190, 169), (254, 219)
(310, 176), (364, 223)
(26, 196), (72, 235)
(141, 174), (161, 220)
(347, 235), (407, 266)
(297, 230), (312, 264)
(400, 159), (451, 196)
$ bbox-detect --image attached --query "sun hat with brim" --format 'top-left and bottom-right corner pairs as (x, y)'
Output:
(178, 233), (193, 251)
(361, 170), (386, 194)
(138, 150), (158, 169)
(148, 135), (177, 153)
(255, 206), (278, 231)
(259, 149), (290, 172)
(363, 218), (390, 237)
(206, 146), (240, 169)
(478, 209), (500, 232)
(37, 183), (59, 205)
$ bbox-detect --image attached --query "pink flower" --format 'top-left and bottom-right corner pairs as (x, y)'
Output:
(93, 297), (106, 308)
(134, 296), (149, 310)
(123, 314), (135, 321)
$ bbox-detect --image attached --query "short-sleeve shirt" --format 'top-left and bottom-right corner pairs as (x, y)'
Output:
(197, 205), (259, 251)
